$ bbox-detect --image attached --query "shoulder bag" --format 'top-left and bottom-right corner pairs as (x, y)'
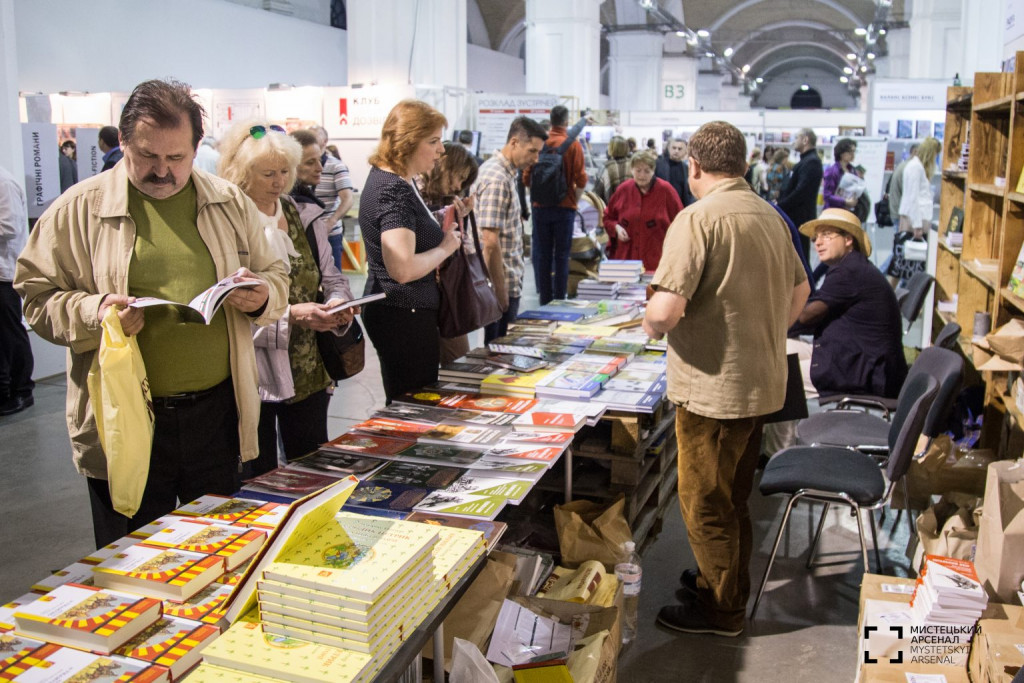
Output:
(304, 222), (366, 381)
(438, 210), (503, 337)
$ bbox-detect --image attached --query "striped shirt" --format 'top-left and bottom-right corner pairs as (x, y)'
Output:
(315, 155), (354, 211)
(472, 152), (524, 297)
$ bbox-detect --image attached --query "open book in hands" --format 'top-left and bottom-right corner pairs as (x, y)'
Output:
(129, 274), (260, 324)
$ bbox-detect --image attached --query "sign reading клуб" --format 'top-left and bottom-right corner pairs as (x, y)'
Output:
(322, 85), (416, 140)
(21, 123), (59, 219)
(475, 94), (559, 155)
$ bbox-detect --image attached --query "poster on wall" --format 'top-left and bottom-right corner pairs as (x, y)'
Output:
(265, 87), (323, 132)
(75, 127), (102, 180)
(21, 123), (60, 219)
(321, 85), (416, 140)
(474, 93), (560, 154)
(210, 89), (265, 140)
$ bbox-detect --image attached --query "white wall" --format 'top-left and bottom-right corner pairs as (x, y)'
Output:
(467, 45), (525, 92)
(15, 0), (348, 93)
(222, 0), (331, 25)
(756, 67), (858, 109)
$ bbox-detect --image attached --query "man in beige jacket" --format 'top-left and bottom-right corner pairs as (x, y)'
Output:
(15, 79), (288, 547)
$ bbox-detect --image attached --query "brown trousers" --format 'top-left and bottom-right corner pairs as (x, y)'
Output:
(675, 407), (765, 630)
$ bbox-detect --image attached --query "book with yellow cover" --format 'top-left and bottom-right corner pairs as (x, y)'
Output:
(92, 544), (224, 602)
(263, 514), (439, 601)
(426, 525), (487, 589)
(0, 642), (170, 682)
(13, 583), (162, 655)
(114, 615), (219, 679)
(160, 582), (232, 626)
(80, 536), (137, 565)
(480, 369), (553, 397)
(183, 663), (286, 682)
(200, 621), (374, 683)
(259, 620), (405, 656)
(0, 594), (38, 631)
(142, 519), (266, 570)
(552, 323), (619, 337)
(0, 632), (47, 669)
(222, 476), (359, 625)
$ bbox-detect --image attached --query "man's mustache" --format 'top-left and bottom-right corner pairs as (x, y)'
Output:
(144, 173), (176, 185)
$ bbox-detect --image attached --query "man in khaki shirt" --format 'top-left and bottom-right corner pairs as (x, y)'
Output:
(644, 121), (810, 636)
(16, 80), (288, 547)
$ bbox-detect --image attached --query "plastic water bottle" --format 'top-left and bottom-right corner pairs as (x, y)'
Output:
(614, 541), (642, 645)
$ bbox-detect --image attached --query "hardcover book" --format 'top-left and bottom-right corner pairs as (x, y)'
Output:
(172, 495), (279, 526)
(412, 491), (507, 519)
(285, 450), (387, 479)
(319, 432), (415, 457)
(344, 481), (433, 513)
(30, 562), (97, 594)
(349, 417), (435, 440)
(397, 442), (486, 466)
(0, 594), (40, 631)
(264, 514), (439, 601)
(199, 621), (375, 683)
(114, 615), (220, 679)
(13, 584), (162, 655)
(364, 461), (466, 488)
(0, 642), (170, 682)
(160, 582), (233, 625)
(240, 470), (340, 499)
(142, 519), (266, 570)
(92, 544), (225, 602)
(417, 423), (506, 450)
(406, 512), (507, 551)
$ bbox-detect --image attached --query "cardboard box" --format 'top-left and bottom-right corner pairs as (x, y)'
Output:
(859, 662), (970, 682)
(859, 599), (972, 669)
(969, 603), (1024, 683)
(857, 574), (916, 635)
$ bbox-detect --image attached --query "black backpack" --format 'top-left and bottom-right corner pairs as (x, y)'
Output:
(530, 129), (580, 207)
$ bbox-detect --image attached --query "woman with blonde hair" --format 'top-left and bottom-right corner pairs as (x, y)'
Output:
(359, 99), (472, 403)
(889, 136), (941, 285)
(592, 135), (632, 202)
(218, 121), (353, 474)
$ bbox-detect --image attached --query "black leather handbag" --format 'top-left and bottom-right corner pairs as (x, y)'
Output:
(304, 223), (365, 381)
(437, 211), (503, 338)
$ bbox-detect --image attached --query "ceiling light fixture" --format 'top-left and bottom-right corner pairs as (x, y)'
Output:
(638, 0), (655, 9)
(742, 64), (751, 73)
(724, 47), (734, 57)
(696, 29), (710, 38)
(840, 76), (849, 83)
(800, 84), (810, 91)
(676, 30), (686, 37)
(756, 77), (764, 83)
(843, 66), (854, 74)
(854, 27), (868, 36)
(878, 27), (887, 35)
(705, 51), (714, 57)
(846, 52), (857, 60)
(866, 52), (876, 59)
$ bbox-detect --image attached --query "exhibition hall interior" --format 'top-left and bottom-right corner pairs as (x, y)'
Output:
(1, 1), (1023, 682)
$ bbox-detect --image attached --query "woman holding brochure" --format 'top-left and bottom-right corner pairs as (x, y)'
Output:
(218, 121), (354, 473)
(359, 100), (473, 403)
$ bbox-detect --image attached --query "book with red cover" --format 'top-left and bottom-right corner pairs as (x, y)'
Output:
(349, 417), (436, 440)
(483, 444), (563, 463)
(320, 432), (415, 457)
(240, 469), (339, 499)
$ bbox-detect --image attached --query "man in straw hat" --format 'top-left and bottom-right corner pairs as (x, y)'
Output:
(790, 207), (907, 399)
(644, 121), (810, 637)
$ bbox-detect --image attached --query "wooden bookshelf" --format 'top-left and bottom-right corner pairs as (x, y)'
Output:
(936, 59), (1024, 455)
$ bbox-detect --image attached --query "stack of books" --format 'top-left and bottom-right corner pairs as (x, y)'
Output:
(438, 359), (508, 386)
(910, 555), (989, 626)
(256, 514), (442, 656)
(577, 279), (620, 299)
(617, 282), (649, 301)
(598, 260), (644, 282)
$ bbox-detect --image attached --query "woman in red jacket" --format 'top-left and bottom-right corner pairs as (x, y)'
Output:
(602, 151), (683, 271)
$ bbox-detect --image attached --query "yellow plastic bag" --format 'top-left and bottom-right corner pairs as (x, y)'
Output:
(86, 306), (154, 517)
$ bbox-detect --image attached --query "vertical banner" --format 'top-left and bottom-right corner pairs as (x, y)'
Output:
(210, 89), (265, 140)
(75, 127), (102, 180)
(21, 123), (60, 219)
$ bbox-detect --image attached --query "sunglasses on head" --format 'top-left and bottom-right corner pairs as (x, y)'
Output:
(249, 124), (285, 139)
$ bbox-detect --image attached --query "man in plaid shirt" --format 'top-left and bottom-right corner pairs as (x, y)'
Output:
(474, 117), (548, 343)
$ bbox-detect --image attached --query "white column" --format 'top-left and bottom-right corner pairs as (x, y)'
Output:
(961, 0), (1004, 76)
(346, 0), (467, 89)
(0, 0), (23, 182)
(907, 0), (964, 80)
(525, 0), (602, 108)
(660, 56), (699, 111)
(607, 31), (663, 111)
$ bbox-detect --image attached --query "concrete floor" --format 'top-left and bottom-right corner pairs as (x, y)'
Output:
(0, 227), (916, 682)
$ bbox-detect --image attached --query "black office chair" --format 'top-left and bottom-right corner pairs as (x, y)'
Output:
(900, 271), (935, 335)
(751, 373), (939, 618)
(934, 322), (962, 350)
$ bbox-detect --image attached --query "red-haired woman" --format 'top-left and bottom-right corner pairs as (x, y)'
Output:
(359, 100), (472, 403)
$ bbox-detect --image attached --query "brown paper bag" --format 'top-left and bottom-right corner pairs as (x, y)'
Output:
(975, 459), (1024, 603)
(423, 550), (517, 670)
(892, 435), (993, 509)
(553, 496), (633, 570)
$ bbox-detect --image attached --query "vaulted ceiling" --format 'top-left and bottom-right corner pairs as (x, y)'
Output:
(469, 0), (907, 93)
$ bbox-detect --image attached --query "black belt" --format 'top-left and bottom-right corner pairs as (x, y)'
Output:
(152, 382), (225, 409)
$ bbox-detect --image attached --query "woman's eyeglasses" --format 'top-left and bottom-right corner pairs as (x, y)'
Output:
(249, 125), (285, 139)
